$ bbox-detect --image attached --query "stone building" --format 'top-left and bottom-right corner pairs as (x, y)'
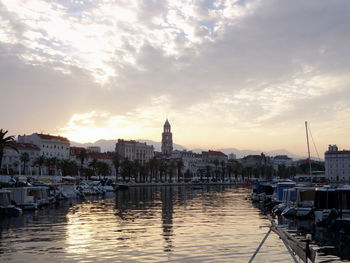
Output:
(18, 133), (70, 159)
(202, 150), (228, 164)
(325, 144), (350, 182)
(115, 139), (154, 164)
(1, 142), (40, 174)
(161, 119), (173, 155)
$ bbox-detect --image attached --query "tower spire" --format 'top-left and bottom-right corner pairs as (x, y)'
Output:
(161, 119), (173, 155)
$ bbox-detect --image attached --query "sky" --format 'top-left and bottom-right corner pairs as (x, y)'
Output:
(1, 0), (350, 157)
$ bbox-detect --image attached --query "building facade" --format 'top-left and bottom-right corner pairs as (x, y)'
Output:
(272, 155), (293, 170)
(18, 133), (70, 159)
(202, 150), (228, 164)
(325, 144), (350, 182)
(87, 146), (101, 153)
(115, 139), (154, 164)
(161, 119), (173, 155)
(228, 153), (237, 160)
(1, 142), (40, 175)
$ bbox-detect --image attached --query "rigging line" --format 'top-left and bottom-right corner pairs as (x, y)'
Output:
(308, 123), (321, 161)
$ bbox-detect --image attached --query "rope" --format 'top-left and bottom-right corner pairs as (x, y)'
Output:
(308, 123), (321, 161)
(281, 237), (299, 263)
(249, 228), (272, 263)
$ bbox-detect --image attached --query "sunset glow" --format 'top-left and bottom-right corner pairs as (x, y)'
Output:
(1, 0), (350, 156)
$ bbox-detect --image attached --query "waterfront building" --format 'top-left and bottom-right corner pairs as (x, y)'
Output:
(171, 150), (199, 174)
(241, 155), (262, 168)
(87, 146), (101, 153)
(202, 150), (228, 164)
(228, 153), (236, 160)
(272, 155), (293, 170)
(115, 139), (154, 164)
(70, 146), (86, 156)
(325, 144), (350, 182)
(1, 142), (40, 174)
(18, 133), (70, 159)
(161, 119), (173, 155)
(70, 147), (116, 177)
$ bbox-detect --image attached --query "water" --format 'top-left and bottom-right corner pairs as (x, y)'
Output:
(0, 186), (344, 262)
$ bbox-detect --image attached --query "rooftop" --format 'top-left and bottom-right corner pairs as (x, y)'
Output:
(37, 133), (70, 142)
(202, 150), (227, 157)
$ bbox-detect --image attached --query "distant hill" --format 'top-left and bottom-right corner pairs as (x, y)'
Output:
(217, 148), (305, 160)
(70, 139), (186, 152)
(70, 139), (314, 160)
(137, 140), (186, 152)
(70, 139), (117, 152)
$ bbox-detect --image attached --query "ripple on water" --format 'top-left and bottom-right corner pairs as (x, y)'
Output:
(0, 186), (343, 262)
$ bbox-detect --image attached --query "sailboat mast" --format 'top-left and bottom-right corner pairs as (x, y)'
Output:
(305, 121), (312, 176)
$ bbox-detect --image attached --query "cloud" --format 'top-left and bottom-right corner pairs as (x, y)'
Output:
(1, 0), (350, 155)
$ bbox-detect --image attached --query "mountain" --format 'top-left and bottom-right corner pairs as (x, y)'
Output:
(137, 140), (186, 152)
(70, 139), (116, 152)
(217, 148), (305, 160)
(70, 139), (311, 160)
(70, 139), (186, 152)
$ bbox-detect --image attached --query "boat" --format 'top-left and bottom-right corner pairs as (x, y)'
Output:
(314, 187), (350, 232)
(276, 188), (296, 216)
(294, 187), (315, 218)
(5, 186), (50, 210)
(251, 181), (274, 206)
(0, 190), (22, 217)
(274, 181), (296, 204)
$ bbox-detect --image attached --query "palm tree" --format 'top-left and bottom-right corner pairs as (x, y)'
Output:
(34, 155), (46, 176)
(88, 158), (98, 178)
(232, 160), (242, 181)
(46, 157), (58, 176)
(131, 160), (140, 182)
(77, 149), (88, 176)
(120, 158), (132, 182)
(168, 161), (176, 183)
(0, 129), (18, 171)
(112, 153), (121, 181)
(199, 169), (204, 182)
(213, 159), (219, 181)
(148, 158), (155, 182)
(20, 152), (30, 175)
(96, 161), (111, 179)
(159, 160), (168, 183)
(140, 162), (149, 183)
(226, 162), (233, 182)
(176, 160), (184, 182)
(220, 160), (226, 182)
(205, 165), (211, 182)
(59, 159), (78, 176)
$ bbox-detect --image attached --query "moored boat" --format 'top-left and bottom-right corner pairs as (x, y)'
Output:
(0, 190), (22, 217)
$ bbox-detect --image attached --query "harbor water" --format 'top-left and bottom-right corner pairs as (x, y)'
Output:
(0, 186), (346, 262)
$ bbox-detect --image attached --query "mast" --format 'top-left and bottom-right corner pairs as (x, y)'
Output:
(305, 121), (312, 176)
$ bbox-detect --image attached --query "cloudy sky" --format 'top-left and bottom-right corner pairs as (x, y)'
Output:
(1, 0), (350, 156)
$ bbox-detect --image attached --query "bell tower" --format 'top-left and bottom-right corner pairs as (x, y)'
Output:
(161, 119), (173, 155)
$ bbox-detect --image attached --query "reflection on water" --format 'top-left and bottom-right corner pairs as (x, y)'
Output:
(0, 186), (346, 262)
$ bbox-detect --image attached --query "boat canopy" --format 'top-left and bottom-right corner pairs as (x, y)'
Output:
(276, 182), (296, 202)
(314, 188), (350, 210)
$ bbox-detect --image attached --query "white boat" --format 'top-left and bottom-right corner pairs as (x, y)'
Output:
(5, 187), (49, 210)
(294, 187), (315, 218)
